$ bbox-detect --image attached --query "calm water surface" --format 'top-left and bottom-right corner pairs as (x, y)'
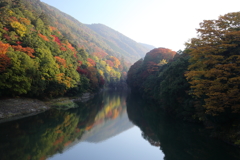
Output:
(0, 90), (240, 160)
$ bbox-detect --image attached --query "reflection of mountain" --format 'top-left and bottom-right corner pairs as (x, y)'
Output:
(0, 90), (132, 160)
(81, 109), (134, 143)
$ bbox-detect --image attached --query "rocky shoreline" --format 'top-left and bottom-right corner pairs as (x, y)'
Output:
(0, 93), (94, 123)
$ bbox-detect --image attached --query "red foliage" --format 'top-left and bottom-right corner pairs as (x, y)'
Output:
(16, 41), (22, 45)
(3, 34), (11, 41)
(78, 60), (82, 65)
(3, 27), (9, 31)
(60, 46), (67, 51)
(0, 54), (11, 73)
(52, 35), (61, 45)
(87, 58), (96, 66)
(49, 26), (57, 31)
(11, 45), (35, 58)
(76, 67), (88, 75)
(105, 60), (114, 67)
(10, 17), (18, 22)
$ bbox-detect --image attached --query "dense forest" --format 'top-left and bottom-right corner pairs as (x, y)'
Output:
(127, 12), (240, 145)
(0, 0), (149, 98)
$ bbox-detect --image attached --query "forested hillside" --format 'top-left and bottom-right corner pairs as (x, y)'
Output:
(127, 12), (240, 145)
(87, 24), (148, 63)
(0, 0), (149, 98)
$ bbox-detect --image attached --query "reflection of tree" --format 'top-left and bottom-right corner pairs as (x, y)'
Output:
(126, 93), (240, 160)
(0, 90), (131, 160)
(80, 90), (133, 143)
(94, 90), (124, 122)
(0, 95), (103, 160)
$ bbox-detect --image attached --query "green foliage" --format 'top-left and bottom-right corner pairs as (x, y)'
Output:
(127, 12), (240, 145)
(0, 0), (134, 97)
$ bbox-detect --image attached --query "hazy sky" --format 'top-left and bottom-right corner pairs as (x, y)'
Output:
(41, 0), (240, 51)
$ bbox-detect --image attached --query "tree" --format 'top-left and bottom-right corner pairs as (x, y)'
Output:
(0, 41), (10, 54)
(185, 12), (240, 115)
(10, 21), (26, 37)
(0, 54), (11, 73)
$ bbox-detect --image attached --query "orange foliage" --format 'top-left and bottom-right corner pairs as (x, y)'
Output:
(11, 45), (35, 58)
(85, 124), (94, 131)
(112, 110), (119, 119)
(145, 48), (176, 63)
(38, 33), (49, 41)
(49, 26), (57, 31)
(19, 18), (31, 25)
(109, 56), (120, 68)
(87, 58), (96, 66)
(147, 62), (158, 73)
(64, 141), (72, 147)
(0, 41), (10, 54)
(0, 54), (11, 73)
(92, 50), (108, 59)
(55, 130), (63, 134)
(66, 42), (76, 52)
(39, 156), (46, 160)
(55, 56), (67, 68)
(53, 136), (64, 146)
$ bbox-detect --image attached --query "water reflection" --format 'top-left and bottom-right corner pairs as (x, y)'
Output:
(0, 90), (132, 160)
(126, 93), (240, 160)
(1, 91), (240, 160)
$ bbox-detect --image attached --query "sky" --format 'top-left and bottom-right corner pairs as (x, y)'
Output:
(41, 0), (240, 51)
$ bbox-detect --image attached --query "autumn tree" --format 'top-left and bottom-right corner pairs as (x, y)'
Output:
(0, 54), (11, 73)
(11, 45), (35, 58)
(0, 41), (10, 54)
(185, 12), (240, 116)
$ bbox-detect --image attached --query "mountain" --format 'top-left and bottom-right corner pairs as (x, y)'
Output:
(86, 24), (149, 63)
(40, 2), (150, 64)
(0, 0), (151, 97)
(139, 43), (156, 50)
(81, 110), (134, 143)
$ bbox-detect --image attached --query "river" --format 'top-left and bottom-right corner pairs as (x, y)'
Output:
(0, 90), (240, 160)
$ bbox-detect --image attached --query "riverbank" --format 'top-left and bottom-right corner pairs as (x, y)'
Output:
(0, 93), (94, 123)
